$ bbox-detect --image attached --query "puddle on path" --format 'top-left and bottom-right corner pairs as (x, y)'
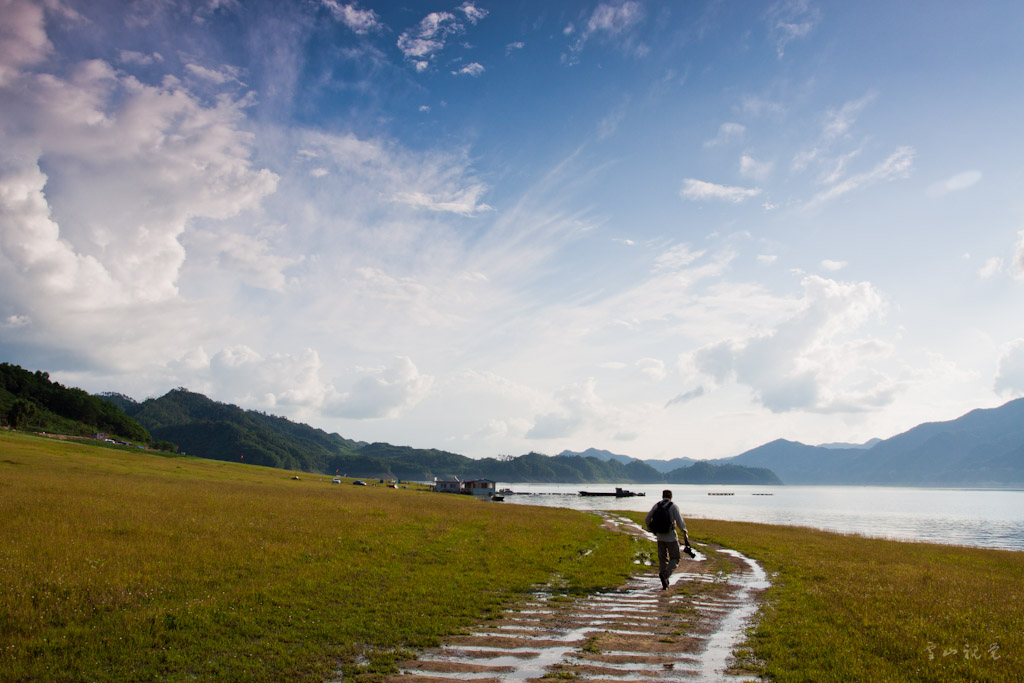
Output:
(386, 513), (769, 683)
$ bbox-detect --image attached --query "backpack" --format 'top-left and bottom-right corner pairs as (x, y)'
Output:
(647, 499), (674, 533)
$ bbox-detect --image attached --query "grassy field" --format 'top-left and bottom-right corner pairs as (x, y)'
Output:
(6, 430), (1022, 682)
(685, 519), (1024, 682)
(0, 431), (641, 682)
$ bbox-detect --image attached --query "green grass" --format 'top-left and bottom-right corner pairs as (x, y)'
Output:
(9, 429), (1022, 683)
(686, 519), (1024, 682)
(0, 431), (639, 682)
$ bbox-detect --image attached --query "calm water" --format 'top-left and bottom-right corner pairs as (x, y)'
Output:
(496, 483), (1024, 552)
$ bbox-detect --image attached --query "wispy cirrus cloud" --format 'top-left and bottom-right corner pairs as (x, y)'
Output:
(392, 185), (492, 216)
(680, 178), (762, 203)
(564, 1), (647, 63)
(765, 0), (821, 58)
(928, 170), (982, 197)
(704, 122), (746, 148)
(805, 146), (915, 207)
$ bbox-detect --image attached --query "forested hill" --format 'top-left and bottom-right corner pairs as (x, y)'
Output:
(0, 363), (152, 444)
(2, 362), (780, 484)
(109, 388), (368, 472)
(100, 387), (781, 483)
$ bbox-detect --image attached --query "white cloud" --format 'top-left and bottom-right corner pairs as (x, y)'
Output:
(0, 0), (52, 86)
(1015, 230), (1024, 280)
(821, 259), (847, 272)
(740, 96), (784, 116)
(0, 37), (277, 372)
(397, 4), (487, 70)
(806, 146), (915, 207)
(325, 356), (434, 419)
(995, 339), (1024, 396)
(822, 93), (876, 141)
(453, 62), (485, 77)
(209, 345), (327, 410)
(928, 170), (982, 197)
(322, 1), (383, 34)
(654, 244), (705, 271)
(978, 257), (1003, 280)
(118, 50), (163, 66)
(704, 122), (745, 148)
(681, 178), (762, 203)
(765, 0), (820, 58)
(170, 347), (431, 420)
(458, 2), (488, 24)
(586, 1), (644, 36)
(398, 11), (458, 61)
(793, 93), (876, 181)
(636, 358), (666, 382)
(690, 275), (894, 413)
(526, 377), (639, 440)
(300, 129), (492, 217)
(392, 184), (492, 216)
(184, 62), (241, 85)
(567, 1), (646, 59)
(757, 254), (778, 265)
(506, 41), (525, 53)
(739, 154), (773, 181)
(185, 229), (303, 291)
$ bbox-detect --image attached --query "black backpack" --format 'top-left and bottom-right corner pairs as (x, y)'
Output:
(647, 499), (673, 533)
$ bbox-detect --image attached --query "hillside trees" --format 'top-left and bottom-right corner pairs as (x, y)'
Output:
(0, 363), (151, 442)
(9, 399), (37, 429)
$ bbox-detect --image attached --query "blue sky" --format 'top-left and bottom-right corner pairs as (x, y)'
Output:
(2, 0), (1023, 460)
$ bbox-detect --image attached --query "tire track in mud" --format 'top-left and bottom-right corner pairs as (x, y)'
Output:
(388, 513), (769, 683)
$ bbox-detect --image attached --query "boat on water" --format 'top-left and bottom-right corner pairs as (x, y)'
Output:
(579, 487), (646, 498)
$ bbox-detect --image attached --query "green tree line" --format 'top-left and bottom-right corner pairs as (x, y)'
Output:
(0, 363), (151, 443)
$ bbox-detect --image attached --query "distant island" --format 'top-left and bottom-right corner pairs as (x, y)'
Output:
(4, 361), (1023, 486)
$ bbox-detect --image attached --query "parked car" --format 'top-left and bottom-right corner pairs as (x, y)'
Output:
(353, 480), (367, 486)
(332, 478), (341, 484)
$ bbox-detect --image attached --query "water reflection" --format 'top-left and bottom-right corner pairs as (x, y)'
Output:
(496, 484), (1024, 551)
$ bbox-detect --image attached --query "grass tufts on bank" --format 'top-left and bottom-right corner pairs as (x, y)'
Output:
(0, 431), (638, 682)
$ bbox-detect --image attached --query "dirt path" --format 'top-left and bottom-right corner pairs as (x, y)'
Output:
(387, 513), (769, 683)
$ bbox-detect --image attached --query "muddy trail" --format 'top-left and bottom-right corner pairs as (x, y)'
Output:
(387, 514), (769, 683)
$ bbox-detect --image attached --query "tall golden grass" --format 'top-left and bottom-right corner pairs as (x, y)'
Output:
(0, 431), (639, 682)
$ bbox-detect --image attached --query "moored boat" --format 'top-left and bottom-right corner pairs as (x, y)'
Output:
(579, 487), (646, 498)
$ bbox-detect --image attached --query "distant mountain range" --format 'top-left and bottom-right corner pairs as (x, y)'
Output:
(97, 386), (780, 485)
(559, 448), (697, 473)
(718, 400), (1024, 485)
(6, 361), (1022, 486)
(555, 402), (1024, 486)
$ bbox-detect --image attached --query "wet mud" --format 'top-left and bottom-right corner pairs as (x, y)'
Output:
(387, 513), (769, 683)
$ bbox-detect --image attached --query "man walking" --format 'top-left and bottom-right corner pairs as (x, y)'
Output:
(645, 489), (692, 590)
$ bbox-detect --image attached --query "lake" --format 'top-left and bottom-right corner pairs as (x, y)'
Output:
(496, 483), (1024, 552)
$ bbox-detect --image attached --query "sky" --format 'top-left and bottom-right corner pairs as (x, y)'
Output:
(2, 0), (1024, 462)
